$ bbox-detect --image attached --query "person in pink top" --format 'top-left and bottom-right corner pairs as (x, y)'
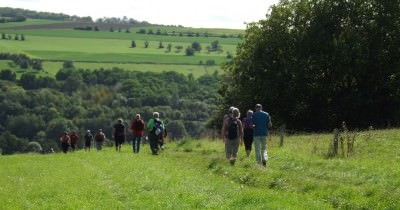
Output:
(130, 114), (145, 153)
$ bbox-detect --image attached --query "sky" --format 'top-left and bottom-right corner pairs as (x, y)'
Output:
(2, 0), (280, 29)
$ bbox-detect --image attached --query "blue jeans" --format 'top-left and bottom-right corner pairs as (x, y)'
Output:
(254, 136), (267, 163)
(96, 142), (103, 151)
(132, 135), (142, 153)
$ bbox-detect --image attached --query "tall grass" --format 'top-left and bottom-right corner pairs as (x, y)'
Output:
(1, 129), (399, 209)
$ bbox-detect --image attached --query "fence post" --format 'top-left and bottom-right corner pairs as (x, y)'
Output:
(333, 128), (339, 156)
(279, 124), (285, 147)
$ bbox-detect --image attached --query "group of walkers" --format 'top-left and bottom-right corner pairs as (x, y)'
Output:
(59, 105), (272, 167)
(221, 103), (272, 166)
(58, 112), (166, 155)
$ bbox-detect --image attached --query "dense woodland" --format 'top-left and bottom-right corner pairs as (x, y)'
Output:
(220, 0), (400, 131)
(0, 7), (92, 22)
(0, 61), (221, 154)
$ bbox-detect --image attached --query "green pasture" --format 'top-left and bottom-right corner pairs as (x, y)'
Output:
(1, 129), (399, 209)
(0, 28), (242, 45)
(0, 60), (10, 69)
(0, 35), (235, 64)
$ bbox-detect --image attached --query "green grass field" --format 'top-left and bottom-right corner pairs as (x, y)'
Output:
(0, 19), (241, 79)
(0, 25), (237, 77)
(1, 129), (399, 209)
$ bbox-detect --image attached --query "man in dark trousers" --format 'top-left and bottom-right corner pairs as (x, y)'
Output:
(113, 118), (126, 152)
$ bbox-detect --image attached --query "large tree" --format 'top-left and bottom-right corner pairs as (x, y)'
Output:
(221, 0), (400, 131)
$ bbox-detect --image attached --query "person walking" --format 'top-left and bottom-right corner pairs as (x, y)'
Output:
(130, 114), (145, 153)
(242, 110), (254, 157)
(59, 131), (71, 153)
(113, 118), (126, 152)
(70, 131), (79, 152)
(84, 130), (94, 152)
(221, 108), (243, 165)
(252, 104), (272, 166)
(147, 112), (164, 155)
(95, 129), (106, 151)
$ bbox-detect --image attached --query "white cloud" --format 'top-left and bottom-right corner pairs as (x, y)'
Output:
(1, 0), (279, 29)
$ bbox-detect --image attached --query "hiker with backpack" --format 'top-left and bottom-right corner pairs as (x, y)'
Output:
(84, 130), (94, 152)
(130, 114), (145, 153)
(59, 131), (71, 153)
(252, 104), (272, 167)
(113, 118), (126, 152)
(221, 108), (243, 165)
(95, 129), (106, 151)
(147, 112), (164, 155)
(70, 131), (79, 152)
(242, 110), (255, 157)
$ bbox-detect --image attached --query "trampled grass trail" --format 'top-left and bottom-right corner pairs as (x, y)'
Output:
(1, 129), (399, 209)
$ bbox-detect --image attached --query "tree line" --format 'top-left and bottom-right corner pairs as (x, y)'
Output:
(0, 53), (42, 70)
(218, 0), (400, 131)
(0, 7), (92, 22)
(136, 28), (242, 39)
(0, 61), (221, 154)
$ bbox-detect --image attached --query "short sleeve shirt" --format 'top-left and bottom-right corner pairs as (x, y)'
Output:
(252, 111), (271, 136)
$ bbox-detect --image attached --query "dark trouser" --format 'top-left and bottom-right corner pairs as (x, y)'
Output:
(61, 142), (69, 153)
(71, 143), (76, 151)
(132, 135), (142, 153)
(148, 132), (159, 155)
(243, 128), (254, 151)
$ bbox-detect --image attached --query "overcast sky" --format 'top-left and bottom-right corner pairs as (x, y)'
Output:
(2, 0), (280, 29)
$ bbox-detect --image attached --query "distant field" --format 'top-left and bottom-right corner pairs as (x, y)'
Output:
(0, 60), (11, 69)
(0, 28), (242, 45)
(0, 20), (240, 77)
(0, 35), (235, 64)
(1, 129), (399, 209)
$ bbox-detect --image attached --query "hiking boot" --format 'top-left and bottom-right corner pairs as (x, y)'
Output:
(262, 160), (267, 167)
(229, 159), (236, 166)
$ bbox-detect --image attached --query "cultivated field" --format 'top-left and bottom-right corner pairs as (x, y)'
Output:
(1, 129), (399, 209)
(0, 20), (242, 77)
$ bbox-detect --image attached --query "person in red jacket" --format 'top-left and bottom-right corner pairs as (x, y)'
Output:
(59, 131), (71, 153)
(130, 114), (145, 153)
(70, 131), (79, 152)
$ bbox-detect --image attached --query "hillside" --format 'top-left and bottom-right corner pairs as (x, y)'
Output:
(1, 129), (399, 209)
(0, 9), (244, 155)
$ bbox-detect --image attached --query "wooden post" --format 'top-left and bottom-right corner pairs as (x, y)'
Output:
(333, 129), (339, 156)
(279, 124), (285, 147)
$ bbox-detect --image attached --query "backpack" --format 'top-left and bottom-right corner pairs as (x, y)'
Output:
(227, 118), (238, 139)
(95, 132), (105, 142)
(153, 118), (163, 136)
(84, 133), (93, 142)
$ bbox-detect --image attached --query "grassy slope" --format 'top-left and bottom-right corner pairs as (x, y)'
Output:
(1, 129), (399, 209)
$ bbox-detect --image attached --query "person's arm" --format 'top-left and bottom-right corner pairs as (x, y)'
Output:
(221, 118), (227, 142)
(268, 116), (272, 128)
